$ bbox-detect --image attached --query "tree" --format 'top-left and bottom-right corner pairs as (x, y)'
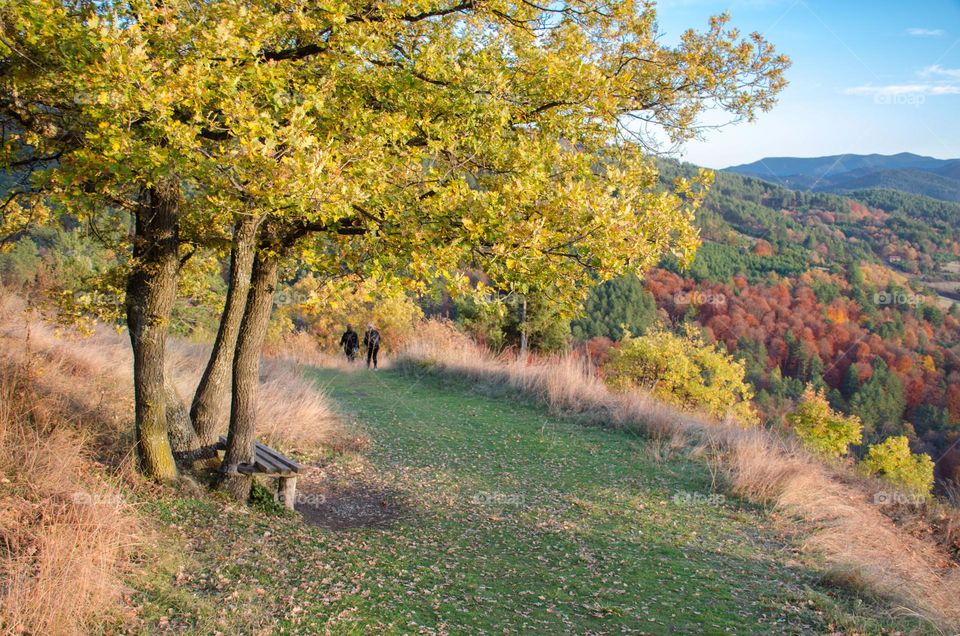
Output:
(571, 274), (657, 341)
(2, 0), (789, 483)
(787, 385), (862, 460)
(191, 216), (262, 445)
(452, 287), (572, 353)
(841, 363), (861, 400)
(604, 326), (759, 425)
(850, 358), (907, 441)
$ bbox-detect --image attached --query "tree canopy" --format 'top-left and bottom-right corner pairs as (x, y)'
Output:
(1, 0), (789, 481)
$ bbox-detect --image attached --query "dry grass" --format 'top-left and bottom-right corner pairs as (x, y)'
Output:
(0, 293), (353, 458)
(256, 358), (363, 453)
(268, 329), (369, 373)
(716, 428), (956, 623)
(398, 320), (703, 436)
(0, 304), (143, 635)
(396, 319), (960, 632)
(165, 340), (358, 454)
(0, 289), (354, 633)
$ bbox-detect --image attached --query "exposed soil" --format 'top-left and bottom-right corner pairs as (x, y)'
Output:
(294, 464), (408, 529)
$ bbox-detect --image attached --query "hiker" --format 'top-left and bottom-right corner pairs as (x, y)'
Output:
(364, 323), (381, 369)
(339, 325), (359, 362)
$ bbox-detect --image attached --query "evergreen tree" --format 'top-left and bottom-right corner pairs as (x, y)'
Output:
(850, 358), (907, 441)
(841, 364), (861, 400)
(571, 275), (657, 341)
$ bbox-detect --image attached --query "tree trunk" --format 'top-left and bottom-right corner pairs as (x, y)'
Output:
(166, 377), (224, 468)
(519, 295), (528, 360)
(219, 251), (280, 501)
(126, 181), (181, 481)
(190, 215), (259, 444)
(165, 378), (198, 454)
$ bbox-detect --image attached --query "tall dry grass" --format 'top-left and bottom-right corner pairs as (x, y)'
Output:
(0, 301), (143, 635)
(0, 289), (354, 633)
(165, 340), (357, 454)
(0, 293), (353, 457)
(396, 319), (960, 631)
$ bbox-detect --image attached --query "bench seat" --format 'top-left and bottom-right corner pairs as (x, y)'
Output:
(217, 437), (302, 509)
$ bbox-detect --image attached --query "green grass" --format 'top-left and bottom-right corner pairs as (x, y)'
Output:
(127, 367), (933, 634)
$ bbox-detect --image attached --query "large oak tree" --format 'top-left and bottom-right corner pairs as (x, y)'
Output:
(1, 0), (788, 485)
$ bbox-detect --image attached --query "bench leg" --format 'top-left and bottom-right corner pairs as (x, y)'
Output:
(277, 476), (298, 510)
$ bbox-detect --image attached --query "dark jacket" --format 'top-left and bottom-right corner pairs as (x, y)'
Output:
(340, 329), (359, 351)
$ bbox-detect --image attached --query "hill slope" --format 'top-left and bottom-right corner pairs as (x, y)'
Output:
(138, 366), (936, 634)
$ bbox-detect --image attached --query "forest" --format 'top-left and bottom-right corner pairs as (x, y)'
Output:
(570, 166), (960, 488)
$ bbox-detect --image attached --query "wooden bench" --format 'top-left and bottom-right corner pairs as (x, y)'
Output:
(218, 437), (302, 509)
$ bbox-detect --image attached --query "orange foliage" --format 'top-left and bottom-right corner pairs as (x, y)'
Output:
(642, 268), (959, 435)
(824, 300), (848, 325)
(752, 239), (773, 257)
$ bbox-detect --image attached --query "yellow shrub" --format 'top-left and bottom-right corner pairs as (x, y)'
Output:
(861, 436), (934, 496)
(604, 327), (759, 425)
(787, 385), (862, 460)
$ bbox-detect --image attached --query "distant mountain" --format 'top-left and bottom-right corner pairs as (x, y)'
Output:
(724, 153), (960, 203)
(934, 159), (960, 181)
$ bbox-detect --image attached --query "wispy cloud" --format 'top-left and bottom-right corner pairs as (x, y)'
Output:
(846, 64), (960, 98)
(921, 64), (960, 79)
(907, 27), (946, 37)
(844, 84), (960, 97)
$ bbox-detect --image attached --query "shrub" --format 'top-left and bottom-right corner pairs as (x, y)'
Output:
(787, 385), (862, 459)
(861, 436), (935, 496)
(604, 326), (759, 425)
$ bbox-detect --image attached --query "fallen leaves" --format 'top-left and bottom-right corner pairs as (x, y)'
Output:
(128, 368), (911, 634)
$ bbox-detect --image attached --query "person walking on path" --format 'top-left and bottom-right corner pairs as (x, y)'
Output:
(364, 323), (381, 369)
(339, 325), (359, 362)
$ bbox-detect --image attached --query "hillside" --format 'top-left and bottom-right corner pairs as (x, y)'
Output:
(3, 292), (960, 633)
(129, 365), (940, 634)
(828, 168), (960, 202)
(725, 153), (960, 202)
(564, 161), (960, 490)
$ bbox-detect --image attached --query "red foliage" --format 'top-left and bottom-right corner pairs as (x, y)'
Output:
(583, 336), (614, 367)
(752, 240), (773, 257)
(643, 268), (959, 426)
(947, 384), (960, 423)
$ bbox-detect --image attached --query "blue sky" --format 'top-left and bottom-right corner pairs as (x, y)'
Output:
(652, 0), (960, 168)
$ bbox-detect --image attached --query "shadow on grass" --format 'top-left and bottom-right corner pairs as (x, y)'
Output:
(296, 465), (411, 529)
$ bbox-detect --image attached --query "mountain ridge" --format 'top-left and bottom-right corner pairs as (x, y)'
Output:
(724, 152), (960, 202)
